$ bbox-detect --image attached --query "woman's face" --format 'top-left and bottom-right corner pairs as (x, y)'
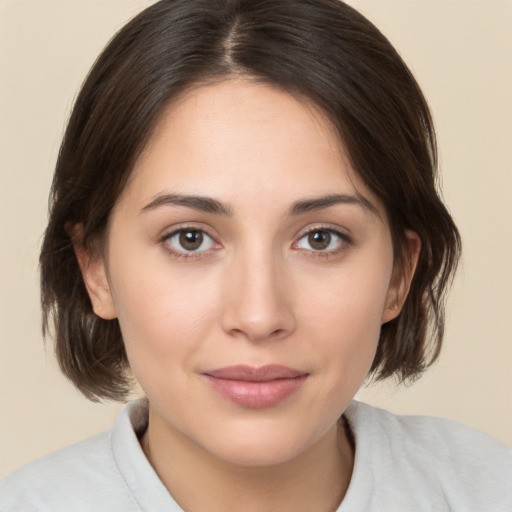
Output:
(85, 80), (410, 466)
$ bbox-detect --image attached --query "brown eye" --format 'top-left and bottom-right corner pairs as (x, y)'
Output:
(295, 228), (348, 253)
(163, 228), (216, 255)
(179, 230), (203, 251)
(308, 230), (332, 250)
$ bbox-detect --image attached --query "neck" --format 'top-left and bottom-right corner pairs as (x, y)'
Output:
(140, 411), (354, 512)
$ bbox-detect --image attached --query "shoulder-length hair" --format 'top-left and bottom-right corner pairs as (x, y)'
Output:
(40, 0), (460, 401)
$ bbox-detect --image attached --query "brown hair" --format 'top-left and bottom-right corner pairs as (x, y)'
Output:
(40, 0), (460, 401)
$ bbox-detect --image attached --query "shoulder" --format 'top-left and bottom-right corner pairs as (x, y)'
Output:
(346, 400), (512, 465)
(0, 399), (177, 511)
(0, 412), (142, 511)
(342, 401), (512, 511)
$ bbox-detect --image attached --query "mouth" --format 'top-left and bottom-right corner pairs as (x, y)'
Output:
(202, 365), (309, 409)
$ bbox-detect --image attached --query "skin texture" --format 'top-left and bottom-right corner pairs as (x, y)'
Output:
(77, 80), (419, 512)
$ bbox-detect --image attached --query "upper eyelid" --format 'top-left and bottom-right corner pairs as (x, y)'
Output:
(296, 225), (351, 241)
(159, 224), (218, 242)
(301, 226), (346, 236)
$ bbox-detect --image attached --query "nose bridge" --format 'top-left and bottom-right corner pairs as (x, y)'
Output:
(221, 240), (295, 342)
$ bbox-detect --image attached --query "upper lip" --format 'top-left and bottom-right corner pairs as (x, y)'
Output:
(204, 365), (307, 382)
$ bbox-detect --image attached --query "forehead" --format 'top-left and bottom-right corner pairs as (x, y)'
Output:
(120, 79), (383, 216)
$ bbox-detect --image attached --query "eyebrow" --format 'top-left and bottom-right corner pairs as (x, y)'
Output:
(287, 194), (380, 217)
(142, 193), (234, 216)
(141, 192), (379, 218)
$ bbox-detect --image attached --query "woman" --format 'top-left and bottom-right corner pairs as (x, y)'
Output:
(1, 0), (510, 510)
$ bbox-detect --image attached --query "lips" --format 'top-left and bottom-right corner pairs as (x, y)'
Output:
(203, 365), (308, 409)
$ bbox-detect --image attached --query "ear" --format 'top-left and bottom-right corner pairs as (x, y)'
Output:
(381, 230), (421, 324)
(67, 223), (117, 320)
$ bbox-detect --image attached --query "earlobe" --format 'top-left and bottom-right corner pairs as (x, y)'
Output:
(67, 223), (117, 320)
(382, 230), (421, 324)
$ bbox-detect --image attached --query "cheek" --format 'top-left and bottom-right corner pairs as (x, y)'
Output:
(107, 250), (223, 374)
(297, 255), (393, 380)
(301, 257), (392, 337)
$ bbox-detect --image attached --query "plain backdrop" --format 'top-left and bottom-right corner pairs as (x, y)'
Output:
(1, 0), (511, 478)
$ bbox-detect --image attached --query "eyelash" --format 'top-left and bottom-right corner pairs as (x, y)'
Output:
(159, 226), (352, 260)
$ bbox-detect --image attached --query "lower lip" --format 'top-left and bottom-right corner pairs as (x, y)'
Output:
(204, 375), (308, 409)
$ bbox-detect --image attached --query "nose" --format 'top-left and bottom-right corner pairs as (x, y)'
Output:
(220, 247), (296, 343)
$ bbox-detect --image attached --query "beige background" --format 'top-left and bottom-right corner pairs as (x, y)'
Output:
(0, 0), (510, 478)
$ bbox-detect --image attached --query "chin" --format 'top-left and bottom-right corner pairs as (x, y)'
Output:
(202, 422), (319, 468)
(213, 444), (303, 468)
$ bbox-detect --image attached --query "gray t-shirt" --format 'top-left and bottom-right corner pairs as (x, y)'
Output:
(1, 399), (511, 511)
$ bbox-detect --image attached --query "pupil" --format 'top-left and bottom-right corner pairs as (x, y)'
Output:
(309, 231), (331, 250)
(179, 230), (203, 251)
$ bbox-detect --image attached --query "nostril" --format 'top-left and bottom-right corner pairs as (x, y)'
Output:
(224, 323), (293, 343)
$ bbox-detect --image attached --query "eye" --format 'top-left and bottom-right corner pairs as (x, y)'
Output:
(162, 228), (217, 255)
(295, 228), (348, 252)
